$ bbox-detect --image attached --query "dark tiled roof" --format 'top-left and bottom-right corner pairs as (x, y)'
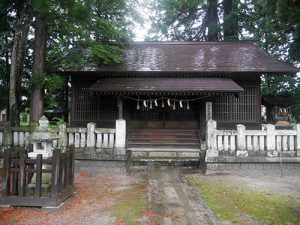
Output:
(89, 77), (243, 93)
(59, 42), (299, 74)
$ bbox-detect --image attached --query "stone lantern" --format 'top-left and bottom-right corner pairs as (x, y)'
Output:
(27, 116), (59, 159)
(27, 116), (59, 191)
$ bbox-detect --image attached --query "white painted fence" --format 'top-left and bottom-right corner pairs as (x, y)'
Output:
(67, 127), (115, 149)
(207, 120), (300, 155)
(0, 122), (117, 149)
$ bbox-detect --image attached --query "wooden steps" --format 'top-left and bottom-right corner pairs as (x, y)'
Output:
(127, 129), (201, 162)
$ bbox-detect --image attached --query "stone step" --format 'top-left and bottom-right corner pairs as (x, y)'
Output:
(129, 130), (198, 136)
(128, 147), (200, 152)
(129, 135), (199, 139)
(128, 143), (200, 149)
(130, 151), (200, 159)
(128, 139), (199, 144)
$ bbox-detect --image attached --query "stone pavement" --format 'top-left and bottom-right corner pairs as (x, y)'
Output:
(145, 165), (220, 225)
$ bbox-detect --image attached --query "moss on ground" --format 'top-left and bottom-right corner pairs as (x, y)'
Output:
(110, 185), (148, 225)
(187, 175), (300, 225)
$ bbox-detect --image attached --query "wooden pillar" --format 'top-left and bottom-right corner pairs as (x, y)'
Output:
(118, 97), (123, 120)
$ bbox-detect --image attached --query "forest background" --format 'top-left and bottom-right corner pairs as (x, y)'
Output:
(0, 0), (299, 125)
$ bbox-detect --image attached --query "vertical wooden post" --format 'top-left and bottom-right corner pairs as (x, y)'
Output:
(18, 153), (26, 197)
(69, 145), (75, 186)
(51, 149), (60, 196)
(12, 151), (18, 194)
(2, 148), (10, 197)
(266, 124), (275, 151)
(58, 152), (63, 192)
(35, 154), (42, 198)
(64, 149), (70, 187)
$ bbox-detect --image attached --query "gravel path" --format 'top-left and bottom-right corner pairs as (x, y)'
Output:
(145, 166), (220, 225)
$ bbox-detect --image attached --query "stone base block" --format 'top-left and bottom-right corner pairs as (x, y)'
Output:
(205, 162), (300, 175)
(75, 160), (126, 173)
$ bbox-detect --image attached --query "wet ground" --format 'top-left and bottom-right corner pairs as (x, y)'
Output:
(0, 166), (218, 225)
(0, 166), (299, 225)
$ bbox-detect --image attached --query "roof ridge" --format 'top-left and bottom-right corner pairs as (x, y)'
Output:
(129, 40), (258, 45)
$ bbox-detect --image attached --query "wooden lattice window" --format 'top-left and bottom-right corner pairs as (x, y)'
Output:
(212, 86), (260, 123)
(72, 87), (117, 122)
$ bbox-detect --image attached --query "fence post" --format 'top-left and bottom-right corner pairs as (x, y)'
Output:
(58, 123), (68, 149)
(51, 149), (60, 197)
(2, 148), (10, 197)
(205, 120), (218, 161)
(296, 124), (300, 157)
(86, 122), (96, 148)
(18, 153), (26, 197)
(115, 119), (126, 154)
(266, 124), (276, 151)
(35, 154), (43, 198)
(3, 121), (12, 147)
(236, 124), (248, 157)
(69, 145), (75, 186)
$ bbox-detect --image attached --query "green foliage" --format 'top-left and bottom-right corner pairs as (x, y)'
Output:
(29, 72), (47, 88)
(32, 0), (53, 15)
(261, 75), (297, 96)
(45, 74), (64, 90)
(90, 44), (124, 64)
(148, 0), (300, 121)
(46, 0), (136, 69)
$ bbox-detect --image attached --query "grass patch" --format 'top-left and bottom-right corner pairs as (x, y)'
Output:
(110, 185), (148, 225)
(187, 175), (300, 225)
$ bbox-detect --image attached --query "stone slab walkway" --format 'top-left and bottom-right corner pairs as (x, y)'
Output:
(145, 165), (220, 225)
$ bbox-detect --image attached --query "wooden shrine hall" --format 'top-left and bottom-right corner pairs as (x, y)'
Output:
(55, 41), (299, 152)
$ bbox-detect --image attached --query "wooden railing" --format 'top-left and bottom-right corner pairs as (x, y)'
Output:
(1, 146), (75, 207)
(206, 120), (300, 156)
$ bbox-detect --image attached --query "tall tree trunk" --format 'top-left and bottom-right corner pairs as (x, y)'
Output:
(223, 0), (239, 40)
(9, 4), (31, 126)
(30, 15), (48, 123)
(207, 0), (219, 41)
(5, 22), (10, 120)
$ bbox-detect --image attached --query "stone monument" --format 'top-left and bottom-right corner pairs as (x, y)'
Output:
(27, 116), (59, 191)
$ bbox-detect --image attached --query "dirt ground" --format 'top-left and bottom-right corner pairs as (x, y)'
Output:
(0, 167), (299, 225)
(0, 170), (148, 225)
(0, 166), (218, 225)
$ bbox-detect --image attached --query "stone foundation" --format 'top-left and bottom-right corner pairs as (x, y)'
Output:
(75, 160), (126, 173)
(74, 151), (127, 173)
(205, 156), (300, 175)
